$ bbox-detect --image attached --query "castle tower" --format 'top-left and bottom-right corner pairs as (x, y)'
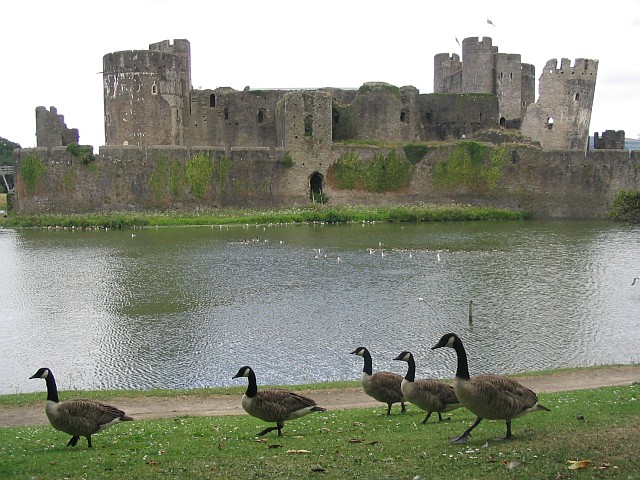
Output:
(520, 63), (536, 119)
(35, 106), (79, 147)
(433, 53), (462, 93)
(461, 37), (495, 94)
(276, 90), (332, 153)
(494, 53), (522, 128)
(102, 39), (191, 146)
(521, 58), (598, 150)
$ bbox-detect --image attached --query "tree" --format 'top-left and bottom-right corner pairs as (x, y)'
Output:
(0, 137), (21, 166)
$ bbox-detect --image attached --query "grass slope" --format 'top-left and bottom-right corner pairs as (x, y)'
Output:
(1, 384), (637, 479)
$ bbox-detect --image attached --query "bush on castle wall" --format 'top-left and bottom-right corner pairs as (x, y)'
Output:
(328, 150), (413, 192)
(20, 153), (47, 194)
(608, 189), (640, 223)
(433, 142), (506, 191)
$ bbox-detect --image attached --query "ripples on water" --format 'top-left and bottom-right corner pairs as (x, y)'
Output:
(1, 221), (639, 394)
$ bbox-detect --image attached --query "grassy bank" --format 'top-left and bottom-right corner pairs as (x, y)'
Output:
(1, 384), (637, 479)
(0, 193), (6, 210)
(2, 204), (529, 229)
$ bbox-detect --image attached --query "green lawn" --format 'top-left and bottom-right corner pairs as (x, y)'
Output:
(0, 384), (637, 479)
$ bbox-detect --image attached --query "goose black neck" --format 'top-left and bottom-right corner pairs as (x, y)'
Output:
(45, 372), (60, 403)
(453, 338), (471, 380)
(404, 355), (416, 382)
(361, 350), (373, 375)
(245, 370), (258, 398)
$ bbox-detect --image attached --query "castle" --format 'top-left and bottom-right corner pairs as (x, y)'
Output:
(92, 37), (598, 152)
(17, 37), (637, 220)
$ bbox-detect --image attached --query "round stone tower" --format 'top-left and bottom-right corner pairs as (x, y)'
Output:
(103, 39), (191, 146)
(461, 37), (495, 94)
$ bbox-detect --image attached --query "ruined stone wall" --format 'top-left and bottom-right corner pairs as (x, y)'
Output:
(593, 130), (625, 150)
(35, 106), (79, 147)
(433, 53), (462, 93)
(521, 58), (598, 151)
(419, 94), (499, 140)
(13, 144), (639, 219)
(185, 88), (284, 148)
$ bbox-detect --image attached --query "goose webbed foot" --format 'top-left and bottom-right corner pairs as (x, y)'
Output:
(257, 426), (279, 436)
(449, 433), (469, 444)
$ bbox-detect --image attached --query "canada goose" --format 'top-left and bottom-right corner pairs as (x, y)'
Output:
(350, 347), (406, 415)
(232, 366), (326, 436)
(394, 351), (461, 423)
(29, 367), (133, 448)
(431, 333), (550, 443)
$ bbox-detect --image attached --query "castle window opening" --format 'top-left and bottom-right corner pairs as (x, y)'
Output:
(152, 84), (157, 95)
(210, 94), (216, 108)
(332, 108), (340, 125)
(400, 110), (408, 123)
(304, 115), (313, 137)
(224, 108), (229, 120)
(257, 108), (266, 123)
(546, 117), (554, 130)
(425, 110), (432, 124)
(500, 117), (506, 128)
(574, 93), (580, 102)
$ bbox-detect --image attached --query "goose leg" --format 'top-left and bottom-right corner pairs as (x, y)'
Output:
(450, 417), (483, 444)
(504, 420), (513, 439)
(386, 403), (392, 415)
(400, 402), (407, 413)
(67, 436), (80, 447)
(86, 436), (93, 448)
(257, 426), (279, 436)
(437, 412), (451, 422)
(422, 412), (433, 424)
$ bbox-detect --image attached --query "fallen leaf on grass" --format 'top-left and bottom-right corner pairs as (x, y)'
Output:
(268, 444), (283, 449)
(287, 449), (311, 454)
(567, 460), (591, 470)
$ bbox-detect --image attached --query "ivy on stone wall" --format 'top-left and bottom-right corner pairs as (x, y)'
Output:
(62, 167), (74, 193)
(328, 150), (413, 192)
(20, 153), (47, 194)
(149, 156), (184, 201)
(186, 152), (215, 199)
(433, 142), (506, 191)
(403, 144), (436, 165)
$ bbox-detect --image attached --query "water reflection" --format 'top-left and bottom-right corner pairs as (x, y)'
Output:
(1, 221), (639, 394)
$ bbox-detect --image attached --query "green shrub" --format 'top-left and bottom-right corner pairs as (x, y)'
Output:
(185, 152), (214, 199)
(66, 143), (95, 165)
(608, 189), (640, 222)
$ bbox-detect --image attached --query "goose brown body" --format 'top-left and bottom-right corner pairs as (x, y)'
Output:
(30, 368), (133, 448)
(233, 366), (326, 436)
(394, 351), (461, 423)
(351, 347), (406, 415)
(432, 333), (550, 443)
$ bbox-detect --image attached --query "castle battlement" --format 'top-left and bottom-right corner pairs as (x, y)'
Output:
(543, 58), (599, 75)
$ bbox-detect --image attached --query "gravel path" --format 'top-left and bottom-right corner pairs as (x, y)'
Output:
(2, 365), (638, 428)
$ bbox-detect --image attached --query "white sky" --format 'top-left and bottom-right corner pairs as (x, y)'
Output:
(2, 0), (639, 149)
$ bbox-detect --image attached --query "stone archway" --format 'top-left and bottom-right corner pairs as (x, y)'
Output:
(309, 171), (324, 203)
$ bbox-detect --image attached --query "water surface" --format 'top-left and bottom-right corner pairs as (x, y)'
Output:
(1, 220), (638, 394)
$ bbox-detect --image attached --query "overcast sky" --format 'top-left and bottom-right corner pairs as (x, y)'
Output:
(2, 0), (639, 149)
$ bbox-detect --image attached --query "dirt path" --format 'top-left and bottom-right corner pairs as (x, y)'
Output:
(2, 365), (638, 428)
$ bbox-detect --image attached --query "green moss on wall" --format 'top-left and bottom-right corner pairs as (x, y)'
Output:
(403, 144), (436, 165)
(62, 167), (74, 193)
(433, 142), (506, 191)
(20, 154), (47, 194)
(149, 156), (185, 201)
(328, 150), (413, 192)
(186, 152), (215, 199)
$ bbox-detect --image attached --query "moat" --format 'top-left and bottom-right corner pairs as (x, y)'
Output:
(1, 220), (638, 395)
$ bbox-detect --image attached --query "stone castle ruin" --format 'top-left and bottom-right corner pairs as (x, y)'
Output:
(93, 37), (597, 152)
(19, 37), (638, 220)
